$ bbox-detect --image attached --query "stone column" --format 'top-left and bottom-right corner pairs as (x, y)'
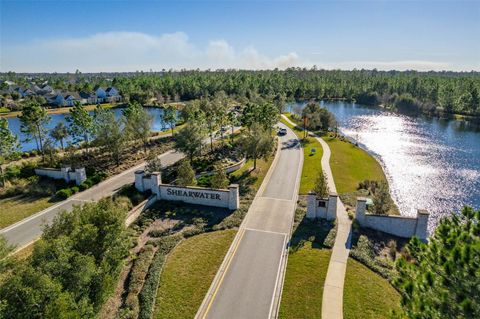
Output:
(306, 192), (317, 219)
(150, 172), (162, 199)
(415, 209), (429, 242)
(134, 170), (145, 192)
(228, 184), (240, 210)
(61, 166), (71, 183)
(355, 197), (367, 225)
(326, 193), (338, 220)
(74, 168), (87, 186)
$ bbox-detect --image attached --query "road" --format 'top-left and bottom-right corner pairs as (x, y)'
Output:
(196, 123), (303, 319)
(1, 150), (184, 249)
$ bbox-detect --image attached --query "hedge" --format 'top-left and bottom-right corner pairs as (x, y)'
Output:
(138, 251), (167, 319)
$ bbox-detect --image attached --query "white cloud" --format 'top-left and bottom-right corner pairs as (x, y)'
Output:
(0, 31), (299, 72)
(1, 31), (472, 72)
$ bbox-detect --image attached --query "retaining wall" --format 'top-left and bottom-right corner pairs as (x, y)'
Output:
(35, 166), (87, 186)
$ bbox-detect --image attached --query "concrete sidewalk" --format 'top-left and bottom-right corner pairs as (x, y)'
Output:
(281, 114), (352, 319)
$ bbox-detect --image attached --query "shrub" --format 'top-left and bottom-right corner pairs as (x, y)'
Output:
(55, 188), (72, 199)
(124, 245), (156, 318)
(70, 186), (79, 194)
(79, 182), (90, 191)
(138, 251), (167, 319)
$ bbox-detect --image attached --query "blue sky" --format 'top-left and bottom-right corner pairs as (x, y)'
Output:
(1, 0), (479, 72)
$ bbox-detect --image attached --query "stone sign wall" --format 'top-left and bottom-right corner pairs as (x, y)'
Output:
(35, 166), (86, 186)
(134, 170), (239, 210)
(355, 197), (429, 241)
(306, 192), (338, 220)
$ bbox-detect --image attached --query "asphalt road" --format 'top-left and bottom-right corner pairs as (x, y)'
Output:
(1, 150), (184, 248)
(199, 123), (302, 319)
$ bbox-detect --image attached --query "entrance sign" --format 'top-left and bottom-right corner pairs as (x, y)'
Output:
(134, 170), (239, 210)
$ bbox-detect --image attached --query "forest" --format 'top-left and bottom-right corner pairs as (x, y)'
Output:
(2, 69), (480, 116)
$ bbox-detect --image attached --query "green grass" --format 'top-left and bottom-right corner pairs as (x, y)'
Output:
(279, 243), (331, 319)
(280, 117), (323, 194)
(0, 195), (54, 229)
(0, 107), (10, 113)
(153, 229), (237, 319)
(322, 135), (386, 194)
(344, 257), (401, 319)
(231, 156), (274, 190)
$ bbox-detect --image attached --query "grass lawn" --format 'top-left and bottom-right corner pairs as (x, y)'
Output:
(0, 195), (54, 229)
(344, 258), (401, 319)
(153, 229), (237, 319)
(231, 156), (275, 190)
(322, 135), (386, 194)
(281, 117), (323, 194)
(279, 243), (331, 319)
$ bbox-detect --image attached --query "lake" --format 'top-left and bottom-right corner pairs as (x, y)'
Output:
(288, 101), (480, 229)
(6, 107), (168, 152)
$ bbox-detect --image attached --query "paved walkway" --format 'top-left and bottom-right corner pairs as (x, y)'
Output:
(282, 115), (352, 319)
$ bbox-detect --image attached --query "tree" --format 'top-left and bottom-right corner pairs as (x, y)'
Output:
(394, 206), (480, 319)
(301, 101), (335, 132)
(18, 102), (49, 155)
(174, 123), (206, 161)
(239, 123), (274, 170)
(213, 91), (230, 142)
(176, 160), (196, 186)
(145, 152), (162, 173)
(211, 165), (229, 189)
(371, 181), (392, 215)
(93, 107), (126, 166)
(162, 105), (177, 136)
(201, 98), (220, 152)
(50, 122), (68, 150)
(227, 111), (239, 142)
(0, 118), (18, 187)
(67, 101), (93, 153)
(313, 171), (329, 198)
(123, 102), (153, 152)
(0, 199), (128, 319)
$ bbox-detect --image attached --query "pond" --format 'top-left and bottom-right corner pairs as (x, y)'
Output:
(287, 101), (480, 228)
(6, 107), (169, 152)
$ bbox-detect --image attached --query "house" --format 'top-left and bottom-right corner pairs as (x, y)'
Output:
(95, 87), (107, 103)
(48, 94), (65, 106)
(105, 87), (122, 102)
(79, 91), (97, 104)
(63, 92), (80, 106)
(35, 84), (55, 96)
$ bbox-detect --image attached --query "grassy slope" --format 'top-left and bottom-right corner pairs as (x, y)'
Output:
(0, 195), (53, 229)
(280, 117), (323, 194)
(344, 258), (401, 319)
(279, 244), (331, 319)
(322, 135), (386, 194)
(153, 229), (236, 319)
(231, 156), (275, 190)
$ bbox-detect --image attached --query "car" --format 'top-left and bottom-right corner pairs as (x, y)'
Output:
(278, 128), (287, 136)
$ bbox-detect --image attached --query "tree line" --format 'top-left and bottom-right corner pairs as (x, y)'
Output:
(3, 69), (480, 116)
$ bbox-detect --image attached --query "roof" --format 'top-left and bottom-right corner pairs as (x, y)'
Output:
(63, 92), (81, 99)
(105, 87), (117, 92)
(79, 91), (95, 99)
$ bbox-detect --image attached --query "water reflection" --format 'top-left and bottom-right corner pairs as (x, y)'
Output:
(288, 101), (480, 229)
(6, 107), (168, 152)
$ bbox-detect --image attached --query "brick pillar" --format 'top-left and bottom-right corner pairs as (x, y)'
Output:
(134, 170), (145, 192)
(355, 197), (367, 225)
(228, 184), (240, 210)
(415, 209), (430, 242)
(326, 193), (338, 220)
(307, 192), (317, 219)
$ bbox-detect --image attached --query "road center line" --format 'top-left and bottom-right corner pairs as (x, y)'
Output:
(243, 228), (288, 236)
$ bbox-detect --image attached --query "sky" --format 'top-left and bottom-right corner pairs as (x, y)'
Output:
(0, 0), (479, 72)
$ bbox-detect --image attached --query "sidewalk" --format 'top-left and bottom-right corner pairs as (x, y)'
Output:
(281, 115), (352, 319)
